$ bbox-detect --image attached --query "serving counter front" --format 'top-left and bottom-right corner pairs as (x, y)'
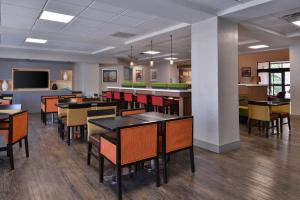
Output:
(107, 87), (191, 116)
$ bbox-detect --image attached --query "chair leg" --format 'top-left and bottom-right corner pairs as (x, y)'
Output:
(155, 157), (160, 187)
(87, 142), (92, 165)
(8, 144), (14, 170)
(24, 136), (29, 157)
(248, 119), (252, 135)
(190, 148), (195, 173)
(287, 116), (291, 131)
(265, 122), (269, 138)
(19, 140), (22, 148)
(67, 126), (71, 146)
(163, 153), (168, 184)
(99, 156), (104, 183)
(117, 166), (122, 200)
(280, 117), (283, 133)
(276, 119), (280, 135)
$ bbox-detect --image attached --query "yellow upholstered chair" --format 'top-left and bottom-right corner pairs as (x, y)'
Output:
(271, 102), (291, 133)
(248, 101), (280, 137)
(0, 111), (29, 170)
(86, 109), (116, 166)
(99, 122), (160, 200)
(62, 103), (90, 145)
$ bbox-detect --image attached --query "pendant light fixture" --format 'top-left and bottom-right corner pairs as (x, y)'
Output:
(150, 40), (154, 67)
(170, 35), (174, 65)
(130, 46), (134, 67)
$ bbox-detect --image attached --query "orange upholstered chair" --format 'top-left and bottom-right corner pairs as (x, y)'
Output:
(120, 108), (146, 117)
(0, 111), (29, 170)
(41, 96), (59, 125)
(99, 122), (160, 200)
(162, 116), (195, 183)
(0, 99), (11, 105)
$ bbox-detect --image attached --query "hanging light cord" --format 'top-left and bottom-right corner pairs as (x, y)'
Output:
(170, 35), (173, 60)
(151, 40), (153, 61)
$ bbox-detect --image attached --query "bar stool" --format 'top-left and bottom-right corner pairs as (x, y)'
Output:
(124, 93), (137, 109)
(113, 92), (125, 112)
(105, 91), (113, 102)
(136, 94), (150, 111)
(151, 96), (178, 115)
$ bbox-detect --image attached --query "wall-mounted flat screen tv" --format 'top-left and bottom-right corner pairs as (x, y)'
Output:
(13, 69), (50, 90)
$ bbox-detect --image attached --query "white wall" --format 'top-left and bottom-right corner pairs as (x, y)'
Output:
(73, 62), (100, 96)
(290, 44), (300, 116)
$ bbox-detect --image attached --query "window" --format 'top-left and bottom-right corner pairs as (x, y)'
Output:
(257, 61), (290, 97)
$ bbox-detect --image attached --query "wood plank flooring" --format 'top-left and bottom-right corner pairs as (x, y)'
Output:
(1, 114), (300, 200)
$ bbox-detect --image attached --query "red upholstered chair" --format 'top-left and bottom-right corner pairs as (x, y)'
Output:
(105, 91), (113, 102)
(161, 116), (195, 183)
(136, 94), (150, 111)
(0, 111), (29, 170)
(99, 122), (160, 200)
(151, 96), (178, 115)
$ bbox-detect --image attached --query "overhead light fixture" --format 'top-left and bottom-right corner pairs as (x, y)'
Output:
(292, 20), (300, 27)
(169, 35), (175, 65)
(165, 57), (178, 60)
(130, 46), (134, 67)
(143, 51), (160, 55)
(40, 11), (74, 23)
(248, 44), (269, 49)
(150, 40), (154, 67)
(25, 37), (47, 44)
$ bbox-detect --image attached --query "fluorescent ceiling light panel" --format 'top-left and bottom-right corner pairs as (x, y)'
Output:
(25, 37), (47, 44)
(40, 11), (74, 23)
(292, 20), (300, 27)
(143, 51), (160, 55)
(248, 44), (269, 49)
(164, 57), (178, 60)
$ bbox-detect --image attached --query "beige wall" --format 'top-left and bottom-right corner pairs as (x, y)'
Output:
(238, 49), (289, 83)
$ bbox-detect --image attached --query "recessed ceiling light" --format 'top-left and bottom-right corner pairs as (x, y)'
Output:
(25, 37), (47, 44)
(164, 57), (178, 60)
(143, 51), (160, 55)
(248, 44), (269, 49)
(40, 11), (74, 23)
(292, 20), (300, 27)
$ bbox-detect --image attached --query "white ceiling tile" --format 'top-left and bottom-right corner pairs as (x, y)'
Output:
(1, 0), (47, 9)
(32, 20), (66, 32)
(62, 18), (105, 32)
(80, 8), (118, 22)
(123, 10), (155, 20)
(1, 3), (41, 18)
(55, 0), (94, 7)
(1, 14), (36, 29)
(89, 1), (126, 14)
(110, 15), (146, 27)
(1, 34), (25, 45)
(45, 0), (86, 16)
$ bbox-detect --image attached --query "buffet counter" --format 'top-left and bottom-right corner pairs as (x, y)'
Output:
(107, 87), (191, 116)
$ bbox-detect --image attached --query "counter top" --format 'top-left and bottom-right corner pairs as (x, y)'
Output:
(238, 84), (268, 87)
(107, 86), (191, 93)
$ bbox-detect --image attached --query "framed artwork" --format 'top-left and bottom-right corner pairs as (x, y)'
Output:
(102, 69), (117, 82)
(241, 67), (251, 77)
(150, 69), (158, 81)
(135, 69), (143, 81)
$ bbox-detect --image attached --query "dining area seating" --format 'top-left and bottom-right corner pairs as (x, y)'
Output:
(0, 104), (29, 170)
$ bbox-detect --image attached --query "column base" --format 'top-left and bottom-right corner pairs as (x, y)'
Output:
(194, 139), (240, 153)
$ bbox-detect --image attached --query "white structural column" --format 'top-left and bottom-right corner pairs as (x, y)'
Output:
(191, 17), (240, 153)
(290, 43), (300, 117)
(73, 62), (100, 96)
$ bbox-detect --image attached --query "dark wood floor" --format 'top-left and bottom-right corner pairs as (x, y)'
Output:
(1, 115), (300, 200)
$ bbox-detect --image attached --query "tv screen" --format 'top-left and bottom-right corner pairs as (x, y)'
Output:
(13, 70), (49, 89)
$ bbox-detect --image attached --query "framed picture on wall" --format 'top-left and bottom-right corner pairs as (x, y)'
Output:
(135, 69), (143, 81)
(241, 67), (251, 77)
(150, 69), (158, 81)
(102, 69), (117, 82)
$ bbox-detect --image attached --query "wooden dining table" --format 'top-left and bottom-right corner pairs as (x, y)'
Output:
(56, 101), (102, 109)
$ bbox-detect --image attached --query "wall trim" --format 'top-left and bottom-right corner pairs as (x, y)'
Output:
(194, 139), (240, 153)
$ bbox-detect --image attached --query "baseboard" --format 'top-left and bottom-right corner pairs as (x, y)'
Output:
(291, 115), (300, 120)
(194, 139), (240, 153)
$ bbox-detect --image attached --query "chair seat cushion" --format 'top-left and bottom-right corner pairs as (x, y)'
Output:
(271, 113), (280, 120)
